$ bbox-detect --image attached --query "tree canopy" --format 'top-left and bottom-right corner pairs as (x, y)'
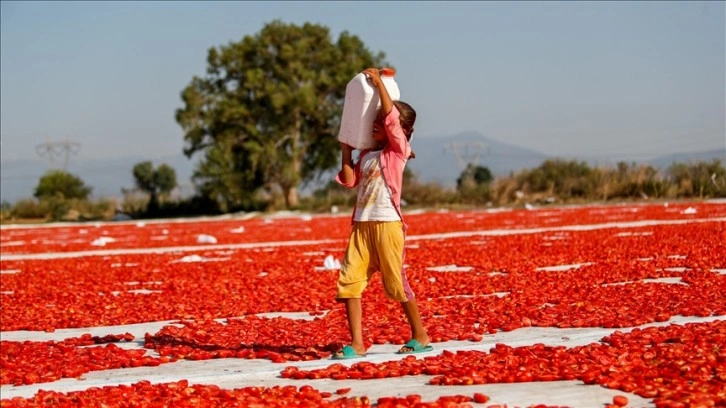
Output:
(132, 161), (178, 214)
(34, 170), (92, 200)
(457, 164), (493, 189)
(176, 20), (385, 210)
(132, 161), (178, 197)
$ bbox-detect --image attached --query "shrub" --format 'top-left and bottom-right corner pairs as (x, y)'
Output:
(667, 159), (726, 198)
(10, 199), (48, 220)
(34, 170), (92, 200)
(403, 180), (457, 207)
(456, 184), (492, 205)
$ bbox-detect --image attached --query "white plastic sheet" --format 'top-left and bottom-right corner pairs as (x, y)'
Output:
(323, 255), (341, 270)
(196, 234), (218, 244)
(90, 237), (116, 246)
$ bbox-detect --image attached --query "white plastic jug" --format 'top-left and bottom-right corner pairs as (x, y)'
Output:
(338, 68), (400, 150)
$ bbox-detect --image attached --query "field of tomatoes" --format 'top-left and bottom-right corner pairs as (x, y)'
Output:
(1, 201), (724, 407)
(1, 201), (723, 256)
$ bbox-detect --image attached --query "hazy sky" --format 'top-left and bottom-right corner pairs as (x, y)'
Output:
(1, 1), (724, 165)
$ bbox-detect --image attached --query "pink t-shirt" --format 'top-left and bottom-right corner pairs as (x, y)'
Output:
(335, 106), (412, 230)
(353, 150), (400, 222)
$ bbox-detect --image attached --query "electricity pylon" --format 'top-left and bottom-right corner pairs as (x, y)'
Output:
(445, 141), (487, 170)
(35, 137), (81, 169)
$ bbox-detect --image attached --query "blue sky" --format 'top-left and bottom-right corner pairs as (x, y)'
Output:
(1, 1), (724, 165)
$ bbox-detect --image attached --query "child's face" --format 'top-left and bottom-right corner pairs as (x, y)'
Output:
(371, 111), (387, 144)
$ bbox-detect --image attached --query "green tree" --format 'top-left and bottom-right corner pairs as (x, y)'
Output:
(132, 161), (155, 193)
(457, 164), (493, 189)
(34, 170), (92, 200)
(455, 164), (493, 204)
(192, 144), (259, 212)
(132, 161), (178, 196)
(154, 164), (177, 196)
(176, 20), (385, 210)
(132, 161), (178, 211)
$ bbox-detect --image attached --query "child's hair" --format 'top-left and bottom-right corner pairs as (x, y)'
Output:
(393, 100), (416, 141)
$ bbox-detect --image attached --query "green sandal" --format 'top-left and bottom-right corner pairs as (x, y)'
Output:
(397, 339), (433, 354)
(332, 345), (366, 360)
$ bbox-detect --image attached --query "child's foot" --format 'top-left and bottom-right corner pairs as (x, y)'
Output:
(397, 336), (432, 354)
(332, 345), (366, 360)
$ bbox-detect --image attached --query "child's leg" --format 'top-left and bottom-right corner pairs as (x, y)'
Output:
(344, 298), (365, 354)
(372, 221), (430, 351)
(399, 298), (430, 352)
(335, 223), (372, 356)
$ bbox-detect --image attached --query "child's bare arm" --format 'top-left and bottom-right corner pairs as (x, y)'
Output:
(363, 68), (393, 116)
(364, 67), (409, 157)
(339, 142), (355, 185)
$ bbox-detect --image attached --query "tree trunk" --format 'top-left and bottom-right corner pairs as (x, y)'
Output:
(147, 192), (159, 216)
(284, 185), (299, 208)
(283, 108), (302, 209)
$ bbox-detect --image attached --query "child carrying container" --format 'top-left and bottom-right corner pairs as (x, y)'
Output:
(333, 67), (431, 359)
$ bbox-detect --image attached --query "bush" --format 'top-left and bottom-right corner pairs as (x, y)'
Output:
(40, 195), (71, 221)
(34, 170), (92, 200)
(517, 159), (596, 199)
(403, 180), (457, 207)
(153, 195), (224, 218)
(456, 184), (492, 205)
(7, 196), (115, 222)
(668, 159), (726, 198)
(302, 180), (355, 212)
(78, 198), (116, 221)
(120, 190), (150, 218)
(10, 199), (48, 220)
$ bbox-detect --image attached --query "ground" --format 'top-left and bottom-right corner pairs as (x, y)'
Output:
(1, 200), (724, 407)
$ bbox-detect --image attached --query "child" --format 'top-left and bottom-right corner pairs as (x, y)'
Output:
(333, 67), (431, 359)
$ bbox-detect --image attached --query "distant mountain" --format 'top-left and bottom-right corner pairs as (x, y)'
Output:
(406, 131), (548, 186)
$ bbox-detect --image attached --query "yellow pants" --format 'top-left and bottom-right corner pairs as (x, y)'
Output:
(336, 221), (415, 302)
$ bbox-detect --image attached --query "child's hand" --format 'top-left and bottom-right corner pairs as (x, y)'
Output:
(363, 67), (382, 88)
(364, 67), (393, 117)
